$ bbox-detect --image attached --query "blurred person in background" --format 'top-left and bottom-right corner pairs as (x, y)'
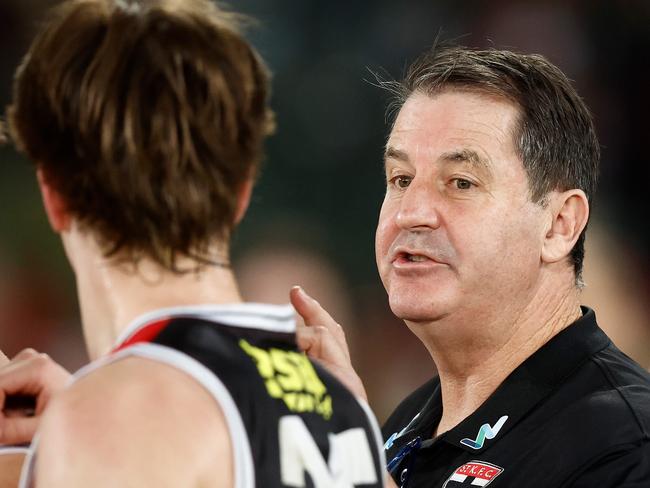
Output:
(293, 44), (650, 487)
(0, 0), (386, 486)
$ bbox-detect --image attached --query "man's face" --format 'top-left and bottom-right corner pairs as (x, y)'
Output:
(376, 90), (547, 325)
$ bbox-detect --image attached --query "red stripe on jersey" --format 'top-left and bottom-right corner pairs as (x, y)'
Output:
(112, 318), (171, 353)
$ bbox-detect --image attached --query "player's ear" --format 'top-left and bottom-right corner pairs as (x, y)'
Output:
(541, 189), (589, 264)
(37, 168), (71, 232)
(234, 177), (254, 224)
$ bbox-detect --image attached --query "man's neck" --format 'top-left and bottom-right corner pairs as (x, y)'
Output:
(74, 254), (242, 361)
(410, 277), (582, 437)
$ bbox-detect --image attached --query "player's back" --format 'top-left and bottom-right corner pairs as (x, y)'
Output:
(23, 304), (385, 487)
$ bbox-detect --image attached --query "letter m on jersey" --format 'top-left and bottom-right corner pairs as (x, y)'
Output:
(279, 416), (378, 487)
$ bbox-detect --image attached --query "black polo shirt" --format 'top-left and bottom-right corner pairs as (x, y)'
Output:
(382, 308), (650, 487)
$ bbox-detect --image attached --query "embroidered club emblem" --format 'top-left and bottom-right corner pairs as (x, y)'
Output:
(442, 461), (504, 487)
(460, 415), (508, 450)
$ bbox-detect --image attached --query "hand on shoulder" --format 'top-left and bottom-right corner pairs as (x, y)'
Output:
(0, 349), (71, 446)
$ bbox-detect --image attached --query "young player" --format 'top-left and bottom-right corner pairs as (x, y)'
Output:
(5, 0), (385, 486)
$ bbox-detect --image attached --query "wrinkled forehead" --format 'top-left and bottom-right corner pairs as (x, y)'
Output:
(392, 88), (521, 135)
(387, 89), (522, 164)
(384, 90), (531, 190)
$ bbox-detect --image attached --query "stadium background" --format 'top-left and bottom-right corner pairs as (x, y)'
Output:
(0, 0), (648, 421)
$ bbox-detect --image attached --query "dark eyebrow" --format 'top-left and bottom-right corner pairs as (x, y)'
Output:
(439, 148), (492, 175)
(384, 146), (409, 163)
(384, 146), (493, 178)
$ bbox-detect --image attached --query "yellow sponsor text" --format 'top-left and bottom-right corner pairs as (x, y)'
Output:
(239, 339), (333, 420)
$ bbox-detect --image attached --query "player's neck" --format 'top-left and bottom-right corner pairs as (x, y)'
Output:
(418, 271), (583, 437)
(69, 238), (242, 360)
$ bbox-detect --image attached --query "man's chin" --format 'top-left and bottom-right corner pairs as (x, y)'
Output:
(389, 300), (450, 324)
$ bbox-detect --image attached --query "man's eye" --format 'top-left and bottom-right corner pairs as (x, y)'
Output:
(391, 176), (412, 189)
(454, 178), (474, 190)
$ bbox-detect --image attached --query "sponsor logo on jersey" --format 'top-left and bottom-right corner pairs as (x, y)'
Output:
(239, 339), (333, 420)
(442, 461), (504, 487)
(460, 415), (508, 450)
(279, 416), (379, 486)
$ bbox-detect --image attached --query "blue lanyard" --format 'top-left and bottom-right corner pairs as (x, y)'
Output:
(387, 436), (422, 487)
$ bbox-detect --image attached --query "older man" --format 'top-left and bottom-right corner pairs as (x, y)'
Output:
(294, 45), (650, 487)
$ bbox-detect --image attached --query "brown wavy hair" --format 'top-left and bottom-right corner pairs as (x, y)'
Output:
(8, 0), (274, 271)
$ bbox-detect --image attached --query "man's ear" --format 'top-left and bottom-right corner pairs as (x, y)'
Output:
(541, 189), (589, 264)
(37, 168), (70, 232)
(234, 177), (254, 225)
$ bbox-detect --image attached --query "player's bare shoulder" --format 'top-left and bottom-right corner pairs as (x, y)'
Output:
(36, 356), (232, 488)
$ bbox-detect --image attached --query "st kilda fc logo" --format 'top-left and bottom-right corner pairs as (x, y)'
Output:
(442, 461), (504, 487)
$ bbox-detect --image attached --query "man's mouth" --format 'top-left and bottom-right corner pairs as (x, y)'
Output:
(404, 253), (428, 262)
(393, 251), (438, 265)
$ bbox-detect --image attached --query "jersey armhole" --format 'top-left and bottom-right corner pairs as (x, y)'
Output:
(112, 343), (255, 488)
(25, 343), (255, 488)
(355, 397), (388, 486)
(0, 447), (30, 455)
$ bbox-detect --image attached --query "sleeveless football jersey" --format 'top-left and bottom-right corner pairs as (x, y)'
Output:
(0, 447), (29, 456)
(20, 303), (385, 488)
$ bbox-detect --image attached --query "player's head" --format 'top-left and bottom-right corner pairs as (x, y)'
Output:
(382, 45), (599, 286)
(8, 0), (274, 271)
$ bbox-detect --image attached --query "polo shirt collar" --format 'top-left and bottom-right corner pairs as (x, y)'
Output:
(407, 307), (610, 454)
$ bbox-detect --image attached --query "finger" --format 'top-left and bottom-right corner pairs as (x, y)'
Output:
(0, 359), (39, 416)
(0, 354), (60, 398)
(296, 325), (351, 367)
(11, 349), (40, 362)
(290, 286), (356, 362)
(0, 353), (71, 421)
(290, 286), (334, 326)
(290, 286), (346, 340)
(0, 351), (7, 367)
(0, 415), (39, 445)
(291, 286), (353, 362)
(296, 326), (368, 400)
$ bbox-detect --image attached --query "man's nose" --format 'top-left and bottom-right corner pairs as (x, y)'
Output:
(395, 179), (441, 230)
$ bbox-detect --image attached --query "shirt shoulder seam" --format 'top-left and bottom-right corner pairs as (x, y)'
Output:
(562, 438), (650, 487)
(590, 354), (650, 440)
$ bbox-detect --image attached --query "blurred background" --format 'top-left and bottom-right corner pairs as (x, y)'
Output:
(0, 0), (648, 422)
